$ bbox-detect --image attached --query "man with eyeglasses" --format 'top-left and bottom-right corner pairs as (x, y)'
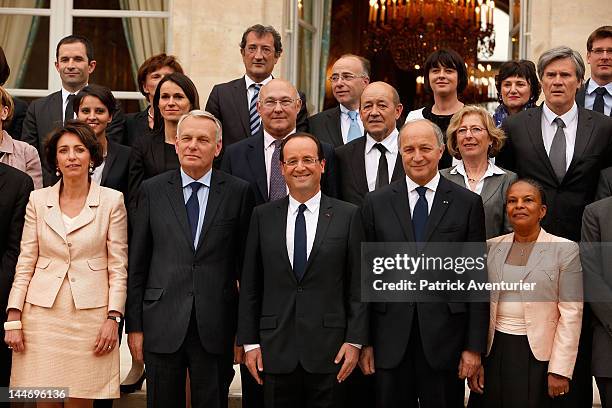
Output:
(238, 132), (366, 408)
(206, 24), (308, 150)
(308, 54), (370, 147)
(577, 26), (612, 116)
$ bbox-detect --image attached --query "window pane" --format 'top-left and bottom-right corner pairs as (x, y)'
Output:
(0, 0), (50, 7)
(298, 0), (313, 25)
(74, 0), (169, 11)
(297, 26), (313, 99)
(1, 15), (49, 89)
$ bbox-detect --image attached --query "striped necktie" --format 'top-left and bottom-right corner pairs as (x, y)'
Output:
(249, 83), (262, 136)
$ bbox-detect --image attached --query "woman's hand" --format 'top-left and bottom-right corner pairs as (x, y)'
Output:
(548, 373), (570, 398)
(4, 329), (25, 352)
(94, 318), (118, 355)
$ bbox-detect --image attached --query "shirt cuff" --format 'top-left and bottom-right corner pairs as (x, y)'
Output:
(348, 343), (362, 349)
(244, 344), (261, 352)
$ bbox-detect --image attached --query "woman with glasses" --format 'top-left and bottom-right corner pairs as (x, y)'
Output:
(441, 106), (516, 238)
(493, 60), (541, 127)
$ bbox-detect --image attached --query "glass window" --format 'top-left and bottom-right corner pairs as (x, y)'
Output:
(297, 25), (313, 101)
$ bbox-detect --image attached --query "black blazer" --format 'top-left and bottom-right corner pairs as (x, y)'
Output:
(361, 176), (488, 370)
(21, 90), (127, 185)
(308, 106), (343, 147)
(595, 166), (612, 201)
(126, 169), (255, 354)
(125, 109), (150, 147)
(205, 77), (309, 148)
(5, 96), (27, 140)
(220, 129), (338, 205)
(101, 141), (131, 204)
(498, 106), (612, 241)
(576, 79), (612, 117)
(237, 194), (367, 374)
(335, 136), (404, 206)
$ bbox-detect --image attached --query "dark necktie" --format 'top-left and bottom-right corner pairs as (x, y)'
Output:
(249, 84), (262, 136)
(269, 139), (286, 201)
(412, 186), (428, 242)
(64, 94), (76, 124)
(549, 117), (567, 183)
(186, 182), (202, 247)
(374, 143), (389, 189)
(293, 204), (307, 281)
(593, 86), (607, 114)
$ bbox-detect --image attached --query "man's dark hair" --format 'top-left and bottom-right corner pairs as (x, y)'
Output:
(587, 26), (612, 52)
(152, 72), (200, 131)
(73, 84), (117, 117)
(279, 132), (324, 162)
(137, 53), (184, 97)
(0, 46), (10, 86)
(56, 35), (94, 62)
(495, 60), (541, 104)
(423, 48), (468, 94)
(507, 178), (547, 206)
(239, 24), (283, 57)
(45, 120), (104, 173)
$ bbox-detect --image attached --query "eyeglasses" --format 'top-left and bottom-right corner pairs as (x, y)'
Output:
(282, 157), (319, 167)
(457, 126), (486, 137)
(262, 98), (296, 109)
(328, 73), (365, 83)
(591, 48), (612, 56)
(244, 45), (275, 57)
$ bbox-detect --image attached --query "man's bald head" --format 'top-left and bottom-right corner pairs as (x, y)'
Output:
(259, 78), (300, 100)
(257, 78), (302, 138)
(360, 81), (403, 141)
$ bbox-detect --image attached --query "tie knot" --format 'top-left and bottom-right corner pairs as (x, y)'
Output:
(273, 139), (283, 149)
(416, 186), (427, 198)
(252, 83), (261, 91)
(374, 143), (386, 154)
(595, 86), (608, 96)
(298, 203), (307, 214)
(67, 94), (76, 101)
(189, 181), (202, 194)
(554, 117), (566, 128)
(347, 110), (358, 120)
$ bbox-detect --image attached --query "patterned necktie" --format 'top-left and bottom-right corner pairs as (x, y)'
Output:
(249, 84), (262, 136)
(269, 139), (286, 201)
(593, 87), (607, 114)
(64, 94), (76, 124)
(374, 143), (389, 189)
(186, 182), (202, 247)
(347, 110), (362, 142)
(549, 117), (567, 183)
(412, 186), (428, 242)
(293, 204), (308, 281)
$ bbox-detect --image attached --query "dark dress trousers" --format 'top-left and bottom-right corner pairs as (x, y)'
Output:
(220, 129), (338, 206)
(21, 90), (127, 186)
(576, 79), (612, 117)
(237, 194), (368, 408)
(125, 108), (150, 147)
(361, 176), (488, 407)
(308, 106), (343, 147)
(0, 164), (34, 403)
(126, 169), (254, 408)
(205, 77), (309, 148)
(335, 136), (404, 206)
(5, 96), (27, 140)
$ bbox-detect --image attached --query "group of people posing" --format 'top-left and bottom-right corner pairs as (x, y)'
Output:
(0, 21), (612, 408)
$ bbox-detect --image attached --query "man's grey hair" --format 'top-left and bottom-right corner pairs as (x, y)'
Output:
(537, 46), (585, 82)
(177, 110), (223, 142)
(398, 119), (445, 148)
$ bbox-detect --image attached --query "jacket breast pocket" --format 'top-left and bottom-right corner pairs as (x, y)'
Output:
(143, 288), (164, 302)
(87, 257), (107, 271)
(35, 256), (52, 269)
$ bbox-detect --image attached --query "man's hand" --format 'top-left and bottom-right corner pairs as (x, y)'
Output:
(468, 365), (485, 394)
(548, 373), (570, 398)
(335, 343), (360, 382)
(233, 339), (245, 364)
(128, 332), (144, 364)
(358, 346), (375, 375)
(245, 348), (264, 385)
(458, 350), (481, 379)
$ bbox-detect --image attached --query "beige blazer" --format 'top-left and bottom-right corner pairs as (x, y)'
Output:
(0, 130), (43, 189)
(486, 228), (583, 378)
(7, 181), (128, 314)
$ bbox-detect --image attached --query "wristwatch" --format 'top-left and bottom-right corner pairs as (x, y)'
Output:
(107, 315), (122, 323)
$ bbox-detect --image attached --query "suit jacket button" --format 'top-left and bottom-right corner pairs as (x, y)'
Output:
(188, 291), (193, 296)
(67, 243), (72, 247)
(70, 277), (75, 282)
(297, 287), (303, 293)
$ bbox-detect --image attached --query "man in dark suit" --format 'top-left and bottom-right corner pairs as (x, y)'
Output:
(21, 35), (125, 186)
(336, 81), (404, 206)
(576, 26), (612, 116)
(126, 110), (254, 408)
(308, 54), (370, 147)
(360, 119), (488, 407)
(0, 164), (34, 406)
(596, 167), (612, 200)
(238, 132), (367, 408)
(205, 24), (308, 149)
(498, 46), (612, 408)
(581, 197), (612, 408)
(221, 79), (336, 206)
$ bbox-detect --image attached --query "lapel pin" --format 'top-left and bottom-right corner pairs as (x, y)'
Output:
(325, 213), (331, 218)
(443, 200), (449, 204)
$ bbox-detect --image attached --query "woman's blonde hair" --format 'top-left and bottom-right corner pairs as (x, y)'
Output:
(446, 105), (506, 159)
(0, 85), (14, 125)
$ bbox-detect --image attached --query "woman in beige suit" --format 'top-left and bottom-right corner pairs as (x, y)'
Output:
(4, 121), (128, 407)
(468, 179), (583, 407)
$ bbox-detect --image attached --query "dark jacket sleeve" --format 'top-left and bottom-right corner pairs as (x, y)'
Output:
(595, 168), (612, 201)
(296, 91), (309, 132)
(106, 102), (127, 145)
(7, 97), (28, 140)
(321, 143), (338, 198)
(21, 101), (39, 149)
(205, 85), (221, 121)
(345, 206), (369, 346)
(128, 135), (146, 216)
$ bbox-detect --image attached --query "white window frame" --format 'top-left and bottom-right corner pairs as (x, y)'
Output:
(0, 0), (172, 100)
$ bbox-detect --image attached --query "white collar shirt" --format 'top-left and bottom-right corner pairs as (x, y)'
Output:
(62, 86), (85, 123)
(405, 172), (440, 216)
(245, 74), (273, 105)
(450, 159), (506, 195)
(286, 191), (321, 268)
(180, 167), (212, 248)
(541, 102), (578, 171)
(584, 79), (612, 116)
(364, 129), (399, 192)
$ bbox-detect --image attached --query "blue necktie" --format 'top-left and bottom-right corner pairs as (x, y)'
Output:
(293, 204), (307, 281)
(347, 110), (362, 142)
(249, 84), (261, 136)
(412, 186), (428, 242)
(186, 182), (202, 247)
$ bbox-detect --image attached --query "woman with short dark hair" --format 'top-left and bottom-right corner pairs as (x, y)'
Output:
(493, 60), (541, 127)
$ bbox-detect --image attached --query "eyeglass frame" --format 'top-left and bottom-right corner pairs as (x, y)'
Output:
(456, 126), (487, 137)
(281, 157), (320, 167)
(328, 72), (368, 83)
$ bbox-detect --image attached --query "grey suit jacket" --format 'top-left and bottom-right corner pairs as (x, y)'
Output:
(595, 166), (612, 201)
(581, 196), (612, 376)
(440, 165), (517, 239)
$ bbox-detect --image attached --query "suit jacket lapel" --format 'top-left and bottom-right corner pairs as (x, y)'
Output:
(233, 78), (251, 137)
(528, 108), (558, 183)
(481, 174), (503, 205)
(276, 198), (294, 281)
(390, 179), (415, 242)
(49, 91), (63, 125)
(247, 131), (268, 200)
(303, 195), (333, 278)
(66, 182), (99, 234)
(422, 177), (453, 243)
(349, 138), (369, 196)
(576, 80), (587, 108)
(44, 182), (66, 240)
(150, 131), (167, 175)
(326, 106), (343, 147)
(390, 153), (404, 182)
(567, 108), (595, 175)
(166, 170), (193, 250)
(101, 141), (117, 185)
(196, 170), (224, 251)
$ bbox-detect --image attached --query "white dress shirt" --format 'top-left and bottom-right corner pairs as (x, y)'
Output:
(91, 160), (105, 184)
(339, 104), (364, 144)
(450, 159), (506, 195)
(245, 74), (273, 106)
(405, 172), (440, 216)
(180, 167), (212, 248)
(263, 129), (295, 194)
(541, 102), (578, 171)
(584, 79), (612, 116)
(364, 129), (399, 192)
(61, 86), (85, 123)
